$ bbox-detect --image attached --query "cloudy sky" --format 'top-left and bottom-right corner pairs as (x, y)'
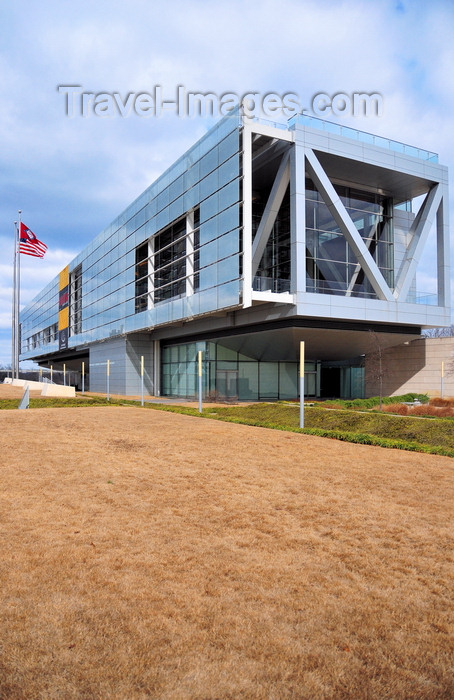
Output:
(1, 0), (453, 366)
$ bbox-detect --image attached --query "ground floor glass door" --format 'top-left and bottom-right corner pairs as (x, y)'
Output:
(216, 370), (238, 401)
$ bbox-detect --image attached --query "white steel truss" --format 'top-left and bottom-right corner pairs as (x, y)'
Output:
(251, 150), (290, 277)
(248, 128), (449, 312)
(304, 148), (394, 302)
(393, 184), (442, 301)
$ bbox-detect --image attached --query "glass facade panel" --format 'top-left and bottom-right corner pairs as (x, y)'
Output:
(305, 178), (393, 298)
(219, 154), (240, 186)
(217, 279), (240, 308)
(218, 205), (239, 234)
(253, 188), (291, 294)
(218, 129), (239, 163)
(200, 194), (219, 226)
(218, 180), (239, 211)
(161, 341), (320, 401)
(216, 345), (237, 361)
(200, 239), (217, 267)
(259, 363), (279, 399)
(200, 171), (218, 200)
(217, 229), (239, 258)
(135, 242), (148, 312)
(279, 363), (298, 400)
(217, 255), (239, 285)
(217, 359), (237, 370)
(238, 362), (259, 400)
(199, 263), (217, 290)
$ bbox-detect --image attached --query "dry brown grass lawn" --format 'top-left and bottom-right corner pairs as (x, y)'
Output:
(0, 405), (453, 699)
(0, 384), (43, 400)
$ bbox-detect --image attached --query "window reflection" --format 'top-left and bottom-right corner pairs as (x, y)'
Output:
(305, 177), (393, 297)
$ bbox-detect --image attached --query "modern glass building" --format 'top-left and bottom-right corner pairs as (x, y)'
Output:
(19, 112), (450, 399)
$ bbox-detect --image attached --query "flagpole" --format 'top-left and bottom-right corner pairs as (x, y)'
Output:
(11, 221), (18, 380)
(11, 217), (47, 379)
(16, 210), (22, 378)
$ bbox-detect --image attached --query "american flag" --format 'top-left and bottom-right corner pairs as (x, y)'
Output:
(19, 222), (48, 258)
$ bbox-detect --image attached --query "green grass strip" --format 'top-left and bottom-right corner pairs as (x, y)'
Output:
(209, 416), (454, 457)
(0, 397), (130, 410)
(140, 403), (454, 458)
(1, 395), (452, 457)
(321, 393), (429, 409)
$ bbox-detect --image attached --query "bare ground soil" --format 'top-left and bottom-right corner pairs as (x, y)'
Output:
(0, 402), (453, 699)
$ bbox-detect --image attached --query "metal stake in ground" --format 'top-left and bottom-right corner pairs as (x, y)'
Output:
(141, 355), (144, 406)
(300, 341), (305, 429)
(441, 361), (444, 399)
(198, 350), (203, 413)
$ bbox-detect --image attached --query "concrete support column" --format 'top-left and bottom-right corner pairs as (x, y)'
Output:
(242, 123), (253, 308)
(148, 237), (154, 309)
(437, 181), (450, 308)
(186, 210), (195, 297)
(153, 339), (161, 396)
(290, 137), (306, 299)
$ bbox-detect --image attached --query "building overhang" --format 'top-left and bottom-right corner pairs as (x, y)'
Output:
(158, 316), (421, 363)
(314, 150), (441, 204)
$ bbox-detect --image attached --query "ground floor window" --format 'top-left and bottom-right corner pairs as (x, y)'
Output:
(320, 363), (364, 399)
(161, 341), (321, 401)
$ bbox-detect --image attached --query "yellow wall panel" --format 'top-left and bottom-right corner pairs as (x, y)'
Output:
(58, 306), (69, 330)
(59, 265), (69, 290)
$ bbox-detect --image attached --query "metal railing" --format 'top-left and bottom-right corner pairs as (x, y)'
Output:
(288, 113), (438, 163)
(253, 277), (291, 293)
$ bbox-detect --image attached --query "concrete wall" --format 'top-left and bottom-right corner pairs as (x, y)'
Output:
(89, 333), (155, 395)
(365, 337), (454, 398)
(125, 333), (154, 395)
(90, 338), (128, 394)
(9, 378), (75, 397)
(41, 383), (76, 397)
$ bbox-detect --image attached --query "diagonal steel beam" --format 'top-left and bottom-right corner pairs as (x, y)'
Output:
(345, 219), (380, 296)
(252, 150), (290, 277)
(305, 149), (394, 301)
(393, 184), (442, 301)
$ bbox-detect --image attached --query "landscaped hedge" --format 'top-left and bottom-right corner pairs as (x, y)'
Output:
(322, 393), (429, 410)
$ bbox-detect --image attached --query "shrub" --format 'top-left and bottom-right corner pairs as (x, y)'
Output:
(410, 404), (454, 418)
(429, 397), (454, 408)
(437, 407), (454, 418)
(323, 394), (429, 410)
(409, 405), (438, 417)
(382, 403), (408, 415)
(430, 397), (449, 407)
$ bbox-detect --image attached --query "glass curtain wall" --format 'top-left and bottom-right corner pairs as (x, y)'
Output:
(252, 189), (291, 293)
(135, 243), (148, 312)
(20, 277), (60, 355)
(161, 341), (319, 400)
(69, 264), (82, 336)
(305, 178), (393, 298)
(20, 116), (243, 361)
(154, 217), (187, 303)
